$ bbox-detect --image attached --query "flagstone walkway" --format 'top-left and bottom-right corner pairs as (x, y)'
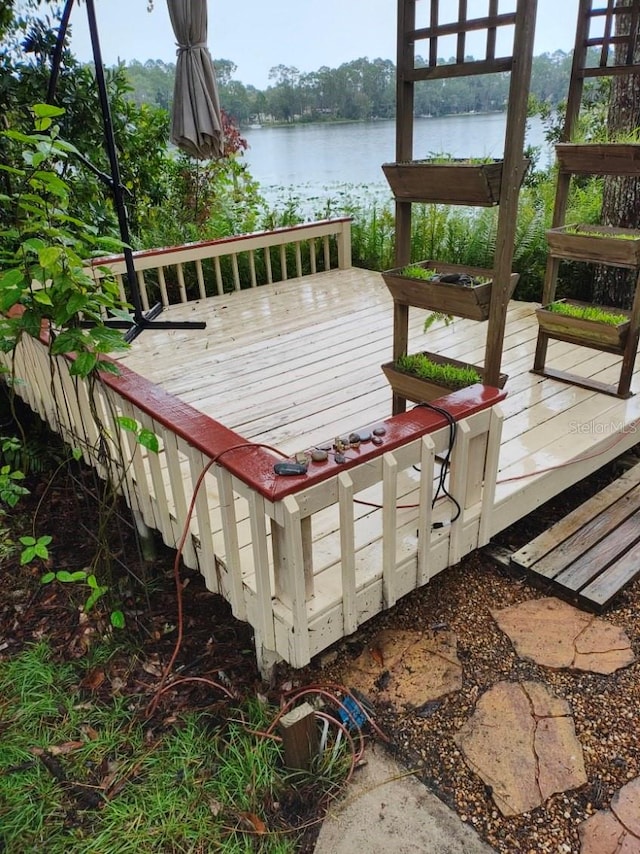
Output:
(336, 595), (639, 852)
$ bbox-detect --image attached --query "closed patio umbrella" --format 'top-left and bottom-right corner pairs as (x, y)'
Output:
(167, 0), (224, 160)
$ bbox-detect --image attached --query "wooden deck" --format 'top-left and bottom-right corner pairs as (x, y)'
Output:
(118, 265), (640, 539)
(8, 221), (640, 673)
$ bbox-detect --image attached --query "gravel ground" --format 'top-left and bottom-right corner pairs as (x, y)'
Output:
(295, 457), (640, 854)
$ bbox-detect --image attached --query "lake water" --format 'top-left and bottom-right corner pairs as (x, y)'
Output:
(241, 113), (550, 210)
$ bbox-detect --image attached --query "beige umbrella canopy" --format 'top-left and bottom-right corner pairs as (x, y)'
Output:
(167, 0), (224, 159)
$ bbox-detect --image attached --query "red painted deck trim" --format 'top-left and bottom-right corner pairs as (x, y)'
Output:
(98, 358), (505, 501)
(88, 218), (353, 268)
(13, 309), (505, 503)
(224, 385), (506, 500)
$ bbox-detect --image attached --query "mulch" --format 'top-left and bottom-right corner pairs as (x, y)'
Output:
(2, 441), (639, 853)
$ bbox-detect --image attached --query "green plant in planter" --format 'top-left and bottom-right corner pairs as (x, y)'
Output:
(408, 153), (496, 165)
(546, 301), (628, 326)
(399, 265), (491, 285)
(562, 226), (639, 240)
(395, 353), (481, 389)
(400, 265), (440, 279)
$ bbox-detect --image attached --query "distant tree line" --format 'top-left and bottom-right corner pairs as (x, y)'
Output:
(123, 51), (576, 125)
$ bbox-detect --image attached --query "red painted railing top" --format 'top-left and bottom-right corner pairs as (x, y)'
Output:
(102, 356), (505, 501)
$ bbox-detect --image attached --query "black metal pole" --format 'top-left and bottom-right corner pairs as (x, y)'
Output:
(85, 0), (145, 324)
(47, 0), (75, 105)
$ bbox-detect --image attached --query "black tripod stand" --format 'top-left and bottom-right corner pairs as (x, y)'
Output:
(48, 0), (206, 343)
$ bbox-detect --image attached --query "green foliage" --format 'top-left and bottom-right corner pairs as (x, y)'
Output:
(19, 533), (51, 564)
(40, 567), (112, 615)
(116, 416), (160, 454)
(122, 51), (575, 126)
(0, 462), (29, 509)
(1, 427), (63, 475)
(423, 312), (454, 332)
(395, 353), (481, 389)
(0, 104), (130, 375)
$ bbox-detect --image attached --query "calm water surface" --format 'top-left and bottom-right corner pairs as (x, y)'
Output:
(242, 113), (549, 208)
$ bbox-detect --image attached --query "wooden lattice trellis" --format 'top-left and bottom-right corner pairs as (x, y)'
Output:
(388, 0), (536, 406)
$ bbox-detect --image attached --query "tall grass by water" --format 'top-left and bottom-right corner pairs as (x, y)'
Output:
(140, 163), (605, 304)
(336, 173), (606, 302)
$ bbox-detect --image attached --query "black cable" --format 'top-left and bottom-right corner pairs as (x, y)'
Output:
(413, 401), (461, 527)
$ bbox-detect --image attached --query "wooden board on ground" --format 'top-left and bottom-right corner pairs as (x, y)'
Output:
(510, 462), (640, 611)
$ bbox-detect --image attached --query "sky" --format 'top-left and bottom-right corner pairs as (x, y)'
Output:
(66, 0), (581, 89)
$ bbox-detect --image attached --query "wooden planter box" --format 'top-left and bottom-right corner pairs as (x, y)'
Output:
(381, 352), (507, 404)
(546, 224), (640, 269)
(382, 260), (519, 321)
(555, 143), (640, 176)
(381, 158), (530, 207)
(536, 299), (631, 351)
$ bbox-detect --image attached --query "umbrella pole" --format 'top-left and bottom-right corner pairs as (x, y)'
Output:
(48, 0), (206, 342)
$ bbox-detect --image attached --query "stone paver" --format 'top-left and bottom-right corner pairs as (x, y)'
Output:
(491, 597), (635, 674)
(454, 680), (587, 816)
(339, 628), (462, 709)
(579, 777), (640, 854)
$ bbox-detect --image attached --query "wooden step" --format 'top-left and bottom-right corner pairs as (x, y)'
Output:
(510, 462), (640, 612)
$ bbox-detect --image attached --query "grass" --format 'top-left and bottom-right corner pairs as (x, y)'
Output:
(562, 225), (640, 240)
(545, 301), (628, 326)
(398, 265), (491, 285)
(395, 353), (481, 388)
(0, 643), (348, 853)
(398, 154), (497, 165)
(399, 265), (439, 279)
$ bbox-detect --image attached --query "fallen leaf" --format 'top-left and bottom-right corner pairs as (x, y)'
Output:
(48, 741), (84, 755)
(238, 812), (266, 834)
(81, 669), (105, 690)
(370, 646), (384, 667)
(80, 724), (99, 741)
(209, 798), (223, 817)
(142, 660), (163, 677)
(110, 676), (126, 693)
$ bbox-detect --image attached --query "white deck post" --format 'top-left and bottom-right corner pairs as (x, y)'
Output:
(382, 451), (399, 608)
(216, 468), (247, 620)
(281, 495), (311, 668)
(418, 435), (436, 585)
(478, 404), (505, 546)
(336, 220), (352, 269)
(338, 472), (358, 635)
(247, 490), (277, 669)
(448, 418), (471, 566)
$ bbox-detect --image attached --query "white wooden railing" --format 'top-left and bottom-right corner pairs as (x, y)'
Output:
(4, 221), (506, 676)
(87, 218), (353, 309)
